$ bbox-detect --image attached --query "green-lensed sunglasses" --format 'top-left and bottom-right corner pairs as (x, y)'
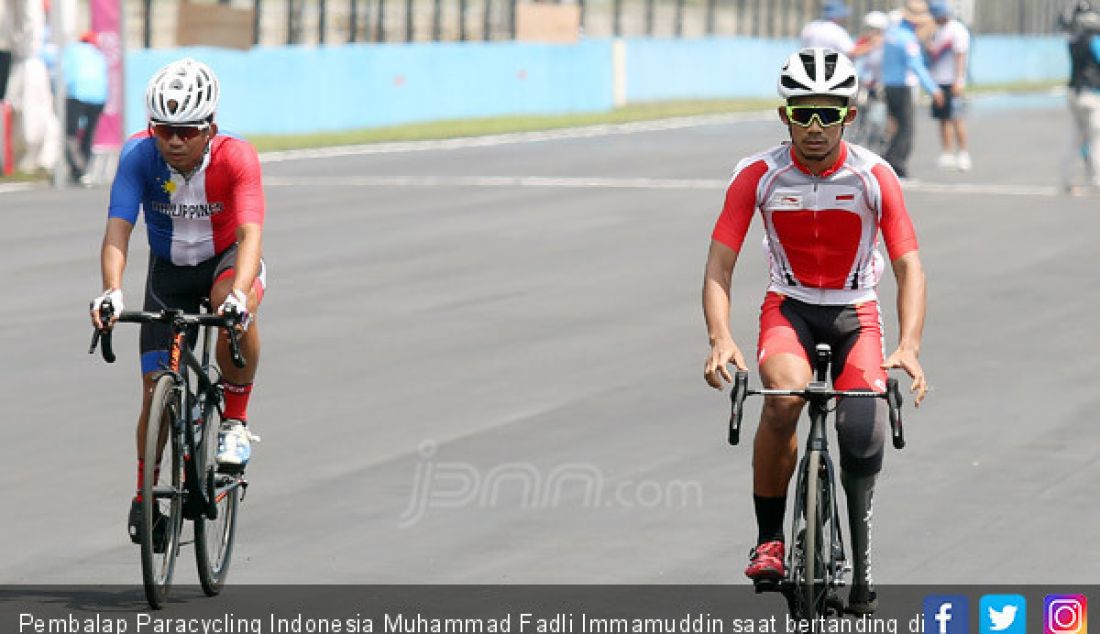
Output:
(784, 105), (850, 128)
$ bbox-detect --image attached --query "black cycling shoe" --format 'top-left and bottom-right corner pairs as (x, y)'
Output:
(847, 584), (879, 615)
(127, 498), (170, 553)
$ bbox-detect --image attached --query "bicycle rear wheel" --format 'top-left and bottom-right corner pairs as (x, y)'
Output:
(800, 450), (827, 617)
(141, 374), (184, 609)
(194, 394), (239, 596)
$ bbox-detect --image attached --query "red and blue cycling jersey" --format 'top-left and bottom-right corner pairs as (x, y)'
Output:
(108, 131), (265, 266)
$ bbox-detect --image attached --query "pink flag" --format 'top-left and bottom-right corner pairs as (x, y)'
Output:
(91, 0), (123, 151)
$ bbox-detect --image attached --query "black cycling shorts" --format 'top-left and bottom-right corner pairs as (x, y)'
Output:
(139, 245), (266, 374)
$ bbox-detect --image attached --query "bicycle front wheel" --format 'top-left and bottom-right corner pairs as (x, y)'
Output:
(141, 374), (184, 609)
(194, 395), (239, 596)
(800, 450), (826, 617)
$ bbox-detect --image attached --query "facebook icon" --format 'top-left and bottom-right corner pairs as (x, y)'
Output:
(925, 596), (970, 634)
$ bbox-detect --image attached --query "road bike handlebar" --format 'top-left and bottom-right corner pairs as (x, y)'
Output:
(728, 371), (906, 450)
(89, 300), (246, 369)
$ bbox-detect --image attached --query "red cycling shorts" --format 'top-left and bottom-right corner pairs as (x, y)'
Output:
(757, 292), (887, 392)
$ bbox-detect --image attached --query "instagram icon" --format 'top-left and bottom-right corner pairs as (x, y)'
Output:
(1045, 595), (1088, 634)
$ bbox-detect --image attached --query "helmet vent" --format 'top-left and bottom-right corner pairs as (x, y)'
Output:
(823, 52), (838, 80)
(781, 76), (811, 92)
(798, 52), (816, 79)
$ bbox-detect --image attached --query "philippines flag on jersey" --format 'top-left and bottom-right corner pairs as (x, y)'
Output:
(108, 132), (265, 266)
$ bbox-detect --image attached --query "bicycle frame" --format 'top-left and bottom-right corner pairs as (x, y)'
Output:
(91, 302), (248, 520)
(165, 313), (242, 521)
(727, 343), (905, 618)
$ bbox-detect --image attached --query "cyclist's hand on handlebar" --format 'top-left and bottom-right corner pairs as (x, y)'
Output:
(704, 336), (748, 390)
(89, 289), (123, 330)
(218, 288), (252, 330)
(882, 347), (928, 406)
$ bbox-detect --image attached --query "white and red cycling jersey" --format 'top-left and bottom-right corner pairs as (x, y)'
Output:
(711, 141), (917, 306)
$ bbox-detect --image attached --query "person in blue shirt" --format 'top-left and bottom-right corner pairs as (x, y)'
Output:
(62, 31), (108, 185)
(1061, 4), (1100, 194)
(880, 1), (943, 178)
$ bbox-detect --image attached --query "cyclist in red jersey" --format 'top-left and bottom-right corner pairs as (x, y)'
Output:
(88, 58), (266, 545)
(701, 48), (928, 614)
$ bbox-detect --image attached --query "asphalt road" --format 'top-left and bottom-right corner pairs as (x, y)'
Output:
(2, 94), (1097, 587)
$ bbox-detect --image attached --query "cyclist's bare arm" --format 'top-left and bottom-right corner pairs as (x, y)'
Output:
(228, 223), (263, 305)
(93, 218), (135, 329)
(703, 240), (749, 389)
(883, 250), (928, 405)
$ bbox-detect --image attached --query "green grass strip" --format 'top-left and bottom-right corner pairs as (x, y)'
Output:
(246, 99), (778, 153)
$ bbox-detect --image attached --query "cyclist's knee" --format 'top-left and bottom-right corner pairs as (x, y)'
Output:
(759, 397), (802, 435)
(836, 396), (886, 476)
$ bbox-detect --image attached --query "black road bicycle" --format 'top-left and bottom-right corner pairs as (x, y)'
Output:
(728, 343), (905, 619)
(90, 299), (247, 609)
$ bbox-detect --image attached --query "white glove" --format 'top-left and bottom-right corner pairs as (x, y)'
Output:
(90, 289), (123, 327)
(218, 288), (251, 329)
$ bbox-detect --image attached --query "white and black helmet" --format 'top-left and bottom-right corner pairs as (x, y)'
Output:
(145, 58), (220, 123)
(777, 47), (859, 100)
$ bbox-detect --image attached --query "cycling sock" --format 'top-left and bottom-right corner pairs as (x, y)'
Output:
(221, 381), (253, 422)
(841, 471), (876, 587)
(753, 494), (787, 545)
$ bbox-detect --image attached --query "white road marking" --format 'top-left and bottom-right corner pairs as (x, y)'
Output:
(264, 175), (728, 189)
(902, 181), (1060, 197)
(265, 174), (1066, 197)
(0, 183), (38, 194)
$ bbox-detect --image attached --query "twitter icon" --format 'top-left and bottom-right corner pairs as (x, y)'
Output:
(981, 595), (1027, 634)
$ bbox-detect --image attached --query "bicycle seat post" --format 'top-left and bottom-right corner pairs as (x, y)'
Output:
(814, 343), (831, 384)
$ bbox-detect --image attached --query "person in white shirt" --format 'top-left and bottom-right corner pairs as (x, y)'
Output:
(925, 1), (971, 170)
(802, 1), (880, 62)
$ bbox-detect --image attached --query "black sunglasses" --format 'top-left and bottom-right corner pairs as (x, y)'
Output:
(150, 122), (210, 141)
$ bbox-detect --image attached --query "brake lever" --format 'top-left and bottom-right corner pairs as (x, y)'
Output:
(90, 301), (116, 363)
(728, 371), (749, 446)
(224, 313), (246, 369)
(885, 377), (905, 449)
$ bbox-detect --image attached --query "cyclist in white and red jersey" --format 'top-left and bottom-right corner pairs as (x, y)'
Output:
(702, 48), (928, 614)
(88, 58), (266, 545)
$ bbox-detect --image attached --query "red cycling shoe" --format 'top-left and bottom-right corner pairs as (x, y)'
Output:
(744, 540), (786, 580)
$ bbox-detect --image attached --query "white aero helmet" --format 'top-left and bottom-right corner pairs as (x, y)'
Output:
(863, 10), (889, 30)
(777, 47), (859, 100)
(145, 57), (220, 123)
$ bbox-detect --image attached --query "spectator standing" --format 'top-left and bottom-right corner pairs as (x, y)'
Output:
(925, 1), (971, 171)
(61, 30), (107, 185)
(802, 2), (856, 53)
(802, 1), (880, 59)
(880, 0), (943, 179)
(1061, 4), (1100, 194)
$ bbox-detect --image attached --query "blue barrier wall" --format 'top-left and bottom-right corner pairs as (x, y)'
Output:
(125, 36), (1067, 136)
(967, 35), (1069, 85)
(624, 37), (800, 102)
(126, 41), (614, 136)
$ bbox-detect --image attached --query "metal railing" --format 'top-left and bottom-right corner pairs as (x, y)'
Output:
(133, 0), (1066, 49)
